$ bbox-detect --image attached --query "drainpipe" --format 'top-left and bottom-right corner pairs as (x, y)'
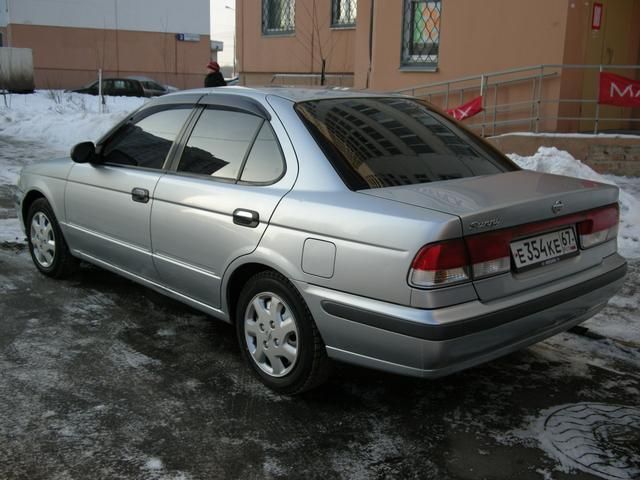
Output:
(6, 0), (12, 47)
(114, 0), (120, 76)
(366, 0), (375, 89)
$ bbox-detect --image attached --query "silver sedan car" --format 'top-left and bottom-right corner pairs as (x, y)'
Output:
(16, 88), (626, 394)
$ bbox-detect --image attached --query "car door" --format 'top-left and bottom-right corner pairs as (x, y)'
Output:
(124, 80), (145, 97)
(64, 103), (196, 280)
(150, 96), (297, 309)
(101, 79), (115, 96)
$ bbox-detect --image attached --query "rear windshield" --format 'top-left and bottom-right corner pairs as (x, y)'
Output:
(295, 97), (518, 190)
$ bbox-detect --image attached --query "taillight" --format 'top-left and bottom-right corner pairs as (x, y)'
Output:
(464, 231), (512, 279)
(577, 204), (619, 249)
(409, 203), (619, 289)
(409, 239), (470, 287)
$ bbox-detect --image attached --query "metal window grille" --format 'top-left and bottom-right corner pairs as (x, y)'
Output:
(262, 0), (296, 35)
(401, 0), (441, 67)
(332, 0), (357, 27)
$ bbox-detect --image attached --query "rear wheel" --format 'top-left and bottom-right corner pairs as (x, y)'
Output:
(236, 271), (331, 394)
(27, 198), (78, 278)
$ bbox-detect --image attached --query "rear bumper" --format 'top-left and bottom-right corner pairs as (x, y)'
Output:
(295, 253), (627, 378)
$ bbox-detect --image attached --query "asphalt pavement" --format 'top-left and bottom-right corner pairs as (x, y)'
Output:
(1, 246), (639, 480)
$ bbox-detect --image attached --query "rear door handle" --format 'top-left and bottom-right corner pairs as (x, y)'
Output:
(131, 187), (149, 203)
(233, 209), (259, 228)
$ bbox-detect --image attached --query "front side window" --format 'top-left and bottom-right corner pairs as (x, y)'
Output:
(401, 0), (441, 67)
(331, 0), (357, 27)
(101, 107), (192, 169)
(262, 0), (295, 34)
(296, 97), (516, 190)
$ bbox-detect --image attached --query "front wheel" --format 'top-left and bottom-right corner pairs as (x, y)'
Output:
(236, 271), (331, 394)
(26, 198), (78, 278)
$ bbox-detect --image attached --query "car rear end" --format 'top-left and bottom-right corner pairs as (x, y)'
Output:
(290, 94), (626, 377)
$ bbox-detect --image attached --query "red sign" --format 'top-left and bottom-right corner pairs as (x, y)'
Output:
(598, 72), (640, 108)
(592, 2), (603, 30)
(447, 96), (483, 121)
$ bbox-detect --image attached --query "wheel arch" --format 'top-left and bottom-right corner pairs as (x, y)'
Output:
(224, 262), (281, 323)
(222, 251), (303, 324)
(21, 189), (48, 225)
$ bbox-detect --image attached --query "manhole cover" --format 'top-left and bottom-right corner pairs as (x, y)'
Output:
(542, 403), (640, 479)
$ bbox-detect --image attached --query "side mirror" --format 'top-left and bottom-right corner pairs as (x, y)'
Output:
(70, 141), (97, 163)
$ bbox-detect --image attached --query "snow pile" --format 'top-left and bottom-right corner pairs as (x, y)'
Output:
(0, 91), (146, 150)
(0, 218), (25, 243)
(508, 147), (640, 259)
(0, 136), (66, 186)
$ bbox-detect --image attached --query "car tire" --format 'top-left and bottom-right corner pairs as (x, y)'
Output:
(236, 271), (331, 394)
(26, 198), (78, 278)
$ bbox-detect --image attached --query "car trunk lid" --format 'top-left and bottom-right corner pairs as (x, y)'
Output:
(360, 170), (618, 234)
(360, 170), (620, 301)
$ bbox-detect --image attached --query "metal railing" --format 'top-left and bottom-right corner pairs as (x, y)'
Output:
(395, 64), (640, 136)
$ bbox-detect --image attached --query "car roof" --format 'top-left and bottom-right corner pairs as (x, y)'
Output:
(99, 77), (141, 82)
(128, 76), (162, 83)
(162, 86), (398, 103)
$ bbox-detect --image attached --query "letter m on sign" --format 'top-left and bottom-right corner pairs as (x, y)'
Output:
(598, 72), (640, 108)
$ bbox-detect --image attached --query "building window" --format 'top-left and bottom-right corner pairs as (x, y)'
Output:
(262, 0), (295, 35)
(332, 0), (357, 27)
(401, 0), (441, 67)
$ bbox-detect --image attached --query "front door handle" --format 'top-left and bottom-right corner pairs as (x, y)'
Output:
(233, 209), (259, 228)
(131, 187), (149, 203)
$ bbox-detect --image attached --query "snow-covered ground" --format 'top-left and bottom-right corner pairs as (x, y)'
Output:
(0, 90), (146, 151)
(0, 218), (24, 243)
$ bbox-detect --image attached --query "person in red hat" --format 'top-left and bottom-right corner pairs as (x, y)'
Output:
(204, 61), (227, 88)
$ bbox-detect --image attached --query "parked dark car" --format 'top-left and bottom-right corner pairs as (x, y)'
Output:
(127, 76), (174, 97)
(71, 78), (145, 97)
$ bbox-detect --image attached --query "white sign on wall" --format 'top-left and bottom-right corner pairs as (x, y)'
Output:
(176, 33), (201, 42)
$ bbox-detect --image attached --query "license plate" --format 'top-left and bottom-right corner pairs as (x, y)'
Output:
(510, 227), (578, 271)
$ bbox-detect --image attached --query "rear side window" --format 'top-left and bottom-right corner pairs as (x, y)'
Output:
(295, 97), (517, 190)
(178, 109), (262, 179)
(178, 108), (284, 184)
(239, 123), (284, 183)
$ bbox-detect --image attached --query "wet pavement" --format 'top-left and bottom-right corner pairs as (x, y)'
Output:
(0, 137), (639, 479)
(1, 248), (639, 480)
